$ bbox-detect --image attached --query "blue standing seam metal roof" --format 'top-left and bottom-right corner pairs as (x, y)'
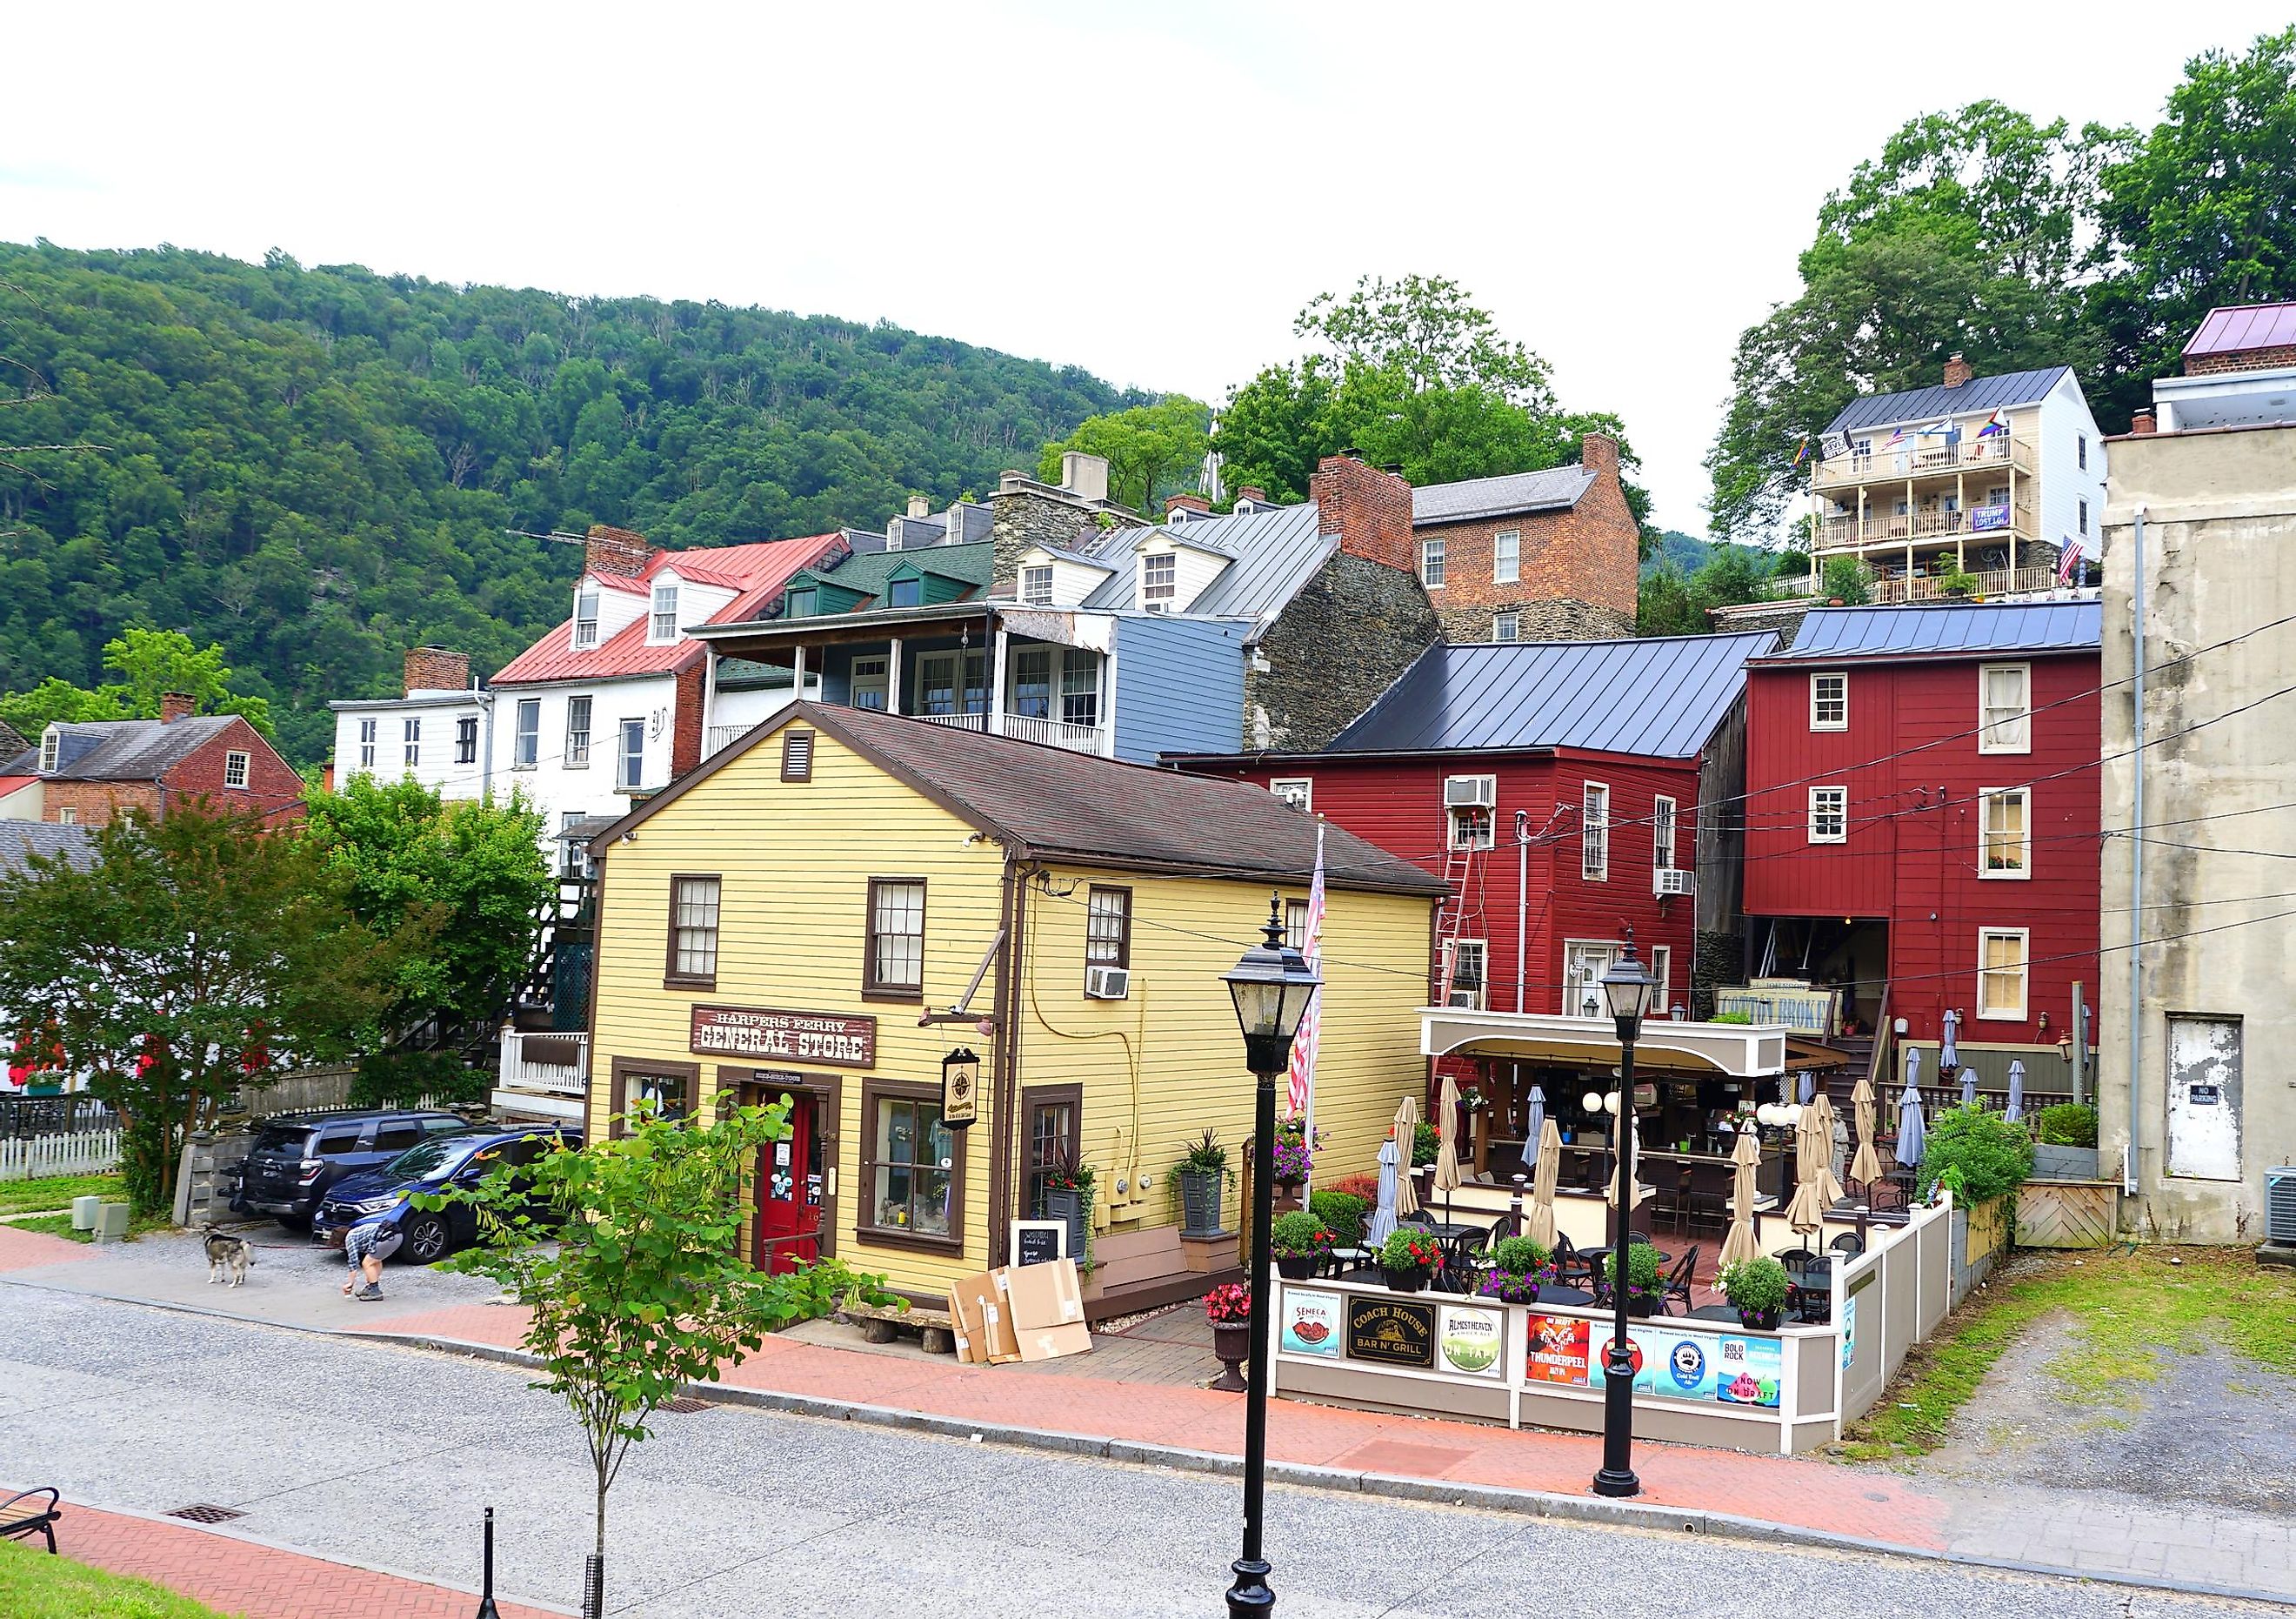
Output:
(1323, 632), (1781, 759)
(1080, 502), (1338, 628)
(1825, 367), (2072, 435)
(1763, 600), (2102, 662)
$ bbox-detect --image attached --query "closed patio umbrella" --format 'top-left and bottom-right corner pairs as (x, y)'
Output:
(1959, 1066), (1979, 1108)
(1785, 1099), (1843, 1235)
(1392, 1094), (1422, 1219)
(1367, 1134), (1400, 1248)
(1940, 1008), (1960, 1073)
(1525, 1117), (1561, 1250)
(1605, 1105), (1647, 1212)
(1433, 1073), (1464, 1221)
(1523, 1083), (1546, 1151)
(1718, 1125), (1765, 1269)
(1896, 1080), (1927, 1172)
(2004, 1059), (2026, 1123)
(1797, 1069), (1816, 1104)
(1849, 1074), (1885, 1188)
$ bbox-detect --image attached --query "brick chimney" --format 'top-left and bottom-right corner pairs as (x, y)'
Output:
(1309, 453), (1415, 573)
(1165, 492), (1211, 518)
(2130, 409), (2158, 435)
(1578, 431), (1620, 478)
(159, 692), (197, 725)
(1235, 485), (1268, 506)
(1942, 352), (1973, 390)
(584, 525), (654, 579)
(404, 646), (471, 696)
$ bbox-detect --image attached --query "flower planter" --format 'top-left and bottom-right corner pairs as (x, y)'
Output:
(1380, 1264), (1430, 1293)
(1178, 1168), (1225, 1236)
(1276, 1254), (1318, 1281)
(1211, 1319), (1250, 1393)
(1044, 1187), (1091, 1260)
(1626, 1292), (1659, 1318)
(1736, 1307), (1783, 1332)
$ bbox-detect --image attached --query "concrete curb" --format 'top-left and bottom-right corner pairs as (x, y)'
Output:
(361, 1327), (2295, 1611)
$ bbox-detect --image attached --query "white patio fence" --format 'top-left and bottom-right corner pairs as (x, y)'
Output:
(0, 1127), (123, 1181)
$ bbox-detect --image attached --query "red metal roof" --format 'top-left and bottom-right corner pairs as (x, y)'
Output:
(494, 534), (844, 686)
(2183, 302), (2296, 358)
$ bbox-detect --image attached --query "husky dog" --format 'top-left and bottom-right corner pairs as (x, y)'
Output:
(201, 1222), (253, 1288)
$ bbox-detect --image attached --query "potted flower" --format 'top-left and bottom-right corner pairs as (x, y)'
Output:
(1378, 1228), (1444, 1292)
(1271, 1211), (1332, 1281)
(1041, 1152), (1095, 1261)
(1205, 1282), (1251, 1393)
(1175, 1129), (1231, 1237)
(1477, 1234), (1553, 1305)
(1601, 1243), (1665, 1315)
(1254, 1118), (1320, 1191)
(1719, 1254), (1790, 1332)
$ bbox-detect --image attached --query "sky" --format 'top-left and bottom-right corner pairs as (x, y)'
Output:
(7, 2), (2290, 534)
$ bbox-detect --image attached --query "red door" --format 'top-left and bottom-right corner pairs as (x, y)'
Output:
(757, 1094), (827, 1274)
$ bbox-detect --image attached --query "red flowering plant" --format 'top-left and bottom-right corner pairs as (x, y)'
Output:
(1204, 1282), (1251, 1323)
(1378, 1229), (1445, 1272)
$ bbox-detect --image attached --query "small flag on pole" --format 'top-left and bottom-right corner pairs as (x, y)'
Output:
(2057, 537), (2085, 584)
(1285, 822), (1326, 1125)
(1793, 435), (1811, 466)
(1885, 426), (1908, 448)
(1976, 407), (2010, 438)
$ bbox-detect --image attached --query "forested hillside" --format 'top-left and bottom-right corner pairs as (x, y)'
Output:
(0, 243), (1139, 760)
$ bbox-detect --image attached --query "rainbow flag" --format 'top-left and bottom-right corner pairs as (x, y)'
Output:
(1976, 408), (2010, 438)
(1793, 435), (1811, 465)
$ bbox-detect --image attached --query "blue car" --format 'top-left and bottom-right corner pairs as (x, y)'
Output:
(313, 1124), (583, 1265)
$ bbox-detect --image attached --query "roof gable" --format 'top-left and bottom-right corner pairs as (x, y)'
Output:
(17, 715), (254, 781)
(1079, 504), (1333, 625)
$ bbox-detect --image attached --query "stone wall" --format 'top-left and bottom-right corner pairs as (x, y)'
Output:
(989, 479), (1146, 585)
(1244, 551), (1439, 750)
(1692, 929), (1741, 1021)
(1444, 597), (1632, 643)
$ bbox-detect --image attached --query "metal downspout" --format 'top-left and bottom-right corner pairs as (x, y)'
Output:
(2126, 505), (2146, 1195)
(1514, 808), (1531, 1013)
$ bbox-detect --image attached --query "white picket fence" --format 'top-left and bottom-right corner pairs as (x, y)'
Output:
(0, 1128), (123, 1182)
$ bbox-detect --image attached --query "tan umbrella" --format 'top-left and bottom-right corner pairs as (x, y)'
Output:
(1605, 1105), (1648, 1211)
(1432, 1072), (1464, 1221)
(1784, 1094), (1845, 1234)
(1718, 1125), (1765, 1269)
(1392, 1094), (1422, 1218)
(1849, 1075), (1885, 1188)
(1524, 1117), (1561, 1249)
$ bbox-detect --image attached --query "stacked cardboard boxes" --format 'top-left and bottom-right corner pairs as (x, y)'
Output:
(946, 1259), (1090, 1365)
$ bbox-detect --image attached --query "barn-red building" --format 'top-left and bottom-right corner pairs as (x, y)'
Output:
(1738, 601), (2101, 1084)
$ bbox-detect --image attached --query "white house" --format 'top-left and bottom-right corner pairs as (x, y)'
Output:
(329, 647), (495, 802)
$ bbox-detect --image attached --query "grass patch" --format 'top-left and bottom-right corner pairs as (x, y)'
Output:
(1841, 1248), (2296, 1462)
(0, 1536), (227, 1617)
(0, 1208), (171, 1244)
(0, 1174), (124, 1216)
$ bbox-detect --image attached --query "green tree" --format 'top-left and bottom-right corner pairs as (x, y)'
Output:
(0, 677), (125, 738)
(0, 806), (399, 1213)
(1036, 396), (1211, 513)
(0, 630), (276, 743)
(427, 1101), (894, 1607)
(1636, 544), (1789, 636)
(1820, 556), (1872, 605)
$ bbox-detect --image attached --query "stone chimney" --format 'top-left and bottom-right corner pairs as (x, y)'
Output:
(2130, 409), (2158, 435)
(1578, 431), (1620, 478)
(159, 692), (197, 725)
(1235, 485), (1268, 506)
(1165, 492), (1211, 518)
(1308, 453), (1415, 573)
(1059, 452), (1110, 505)
(584, 525), (654, 579)
(404, 646), (471, 697)
(1942, 352), (1973, 390)
(907, 494), (931, 518)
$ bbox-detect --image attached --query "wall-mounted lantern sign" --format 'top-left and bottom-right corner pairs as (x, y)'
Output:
(941, 1047), (980, 1128)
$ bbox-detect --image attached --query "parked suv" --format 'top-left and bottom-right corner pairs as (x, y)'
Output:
(315, 1125), (583, 1265)
(235, 1108), (470, 1228)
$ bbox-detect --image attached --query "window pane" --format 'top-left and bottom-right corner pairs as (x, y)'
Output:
(1086, 889), (1129, 964)
(1059, 656), (1098, 727)
(1493, 529), (1519, 585)
(674, 877), (720, 977)
(1011, 649), (1051, 719)
(871, 881), (924, 987)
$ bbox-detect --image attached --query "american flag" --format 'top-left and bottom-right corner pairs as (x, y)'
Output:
(2057, 537), (2085, 584)
(1286, 821), (1326, 1122)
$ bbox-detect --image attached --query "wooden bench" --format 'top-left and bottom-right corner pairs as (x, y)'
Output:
(841, 1301), (957, 1355)
(1, 1487), (61, 1554)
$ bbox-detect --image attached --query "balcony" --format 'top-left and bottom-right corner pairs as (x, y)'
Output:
(1812, 432), (2033, 490)
(1867, 565), (2059, 605)
(705, 723), (750, 758)
(1815, 499), (2036, 552)
(495, 1028), (588, 1122)
(914, 710), (1111, 755)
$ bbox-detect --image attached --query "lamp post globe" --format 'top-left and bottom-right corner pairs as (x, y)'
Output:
(1592, 939), (1656, 1501)
(1219, 896), (1321, 1616)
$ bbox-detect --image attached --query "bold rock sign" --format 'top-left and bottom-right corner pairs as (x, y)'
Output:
(690, 1005), (877, 1068)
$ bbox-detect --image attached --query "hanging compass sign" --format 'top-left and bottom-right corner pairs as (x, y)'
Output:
(941, 1047), (981, 1128)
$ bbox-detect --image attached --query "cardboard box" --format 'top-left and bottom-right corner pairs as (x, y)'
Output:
(1014, 1320), (1092, 1362)
(944, 1287), (984, 1365)
(1002, 1256), (1085, 1330)
(955, 1269), (1021, 1363)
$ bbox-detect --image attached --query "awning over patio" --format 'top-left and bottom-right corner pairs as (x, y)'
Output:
(1420, 1007), (1792, 1080)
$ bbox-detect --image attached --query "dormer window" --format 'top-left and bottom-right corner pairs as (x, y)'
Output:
(573, 582), (600, 648)
(1142, 553), (1176, 612)
(784, 588), (818, 619)
(887, 577), (923, 609)
(649, 580), (679, 642)
(1020, 565), (1053, 607)
(39, 728), (59, 774)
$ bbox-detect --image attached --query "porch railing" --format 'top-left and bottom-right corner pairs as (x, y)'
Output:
(1867, 566), (2060, 605)
(1812, 434), (2033, 488)
(498, 1028), (591, 1096)
(705, 723), (750, 758)
(1815, 503), (2036, 549)
(911, 710), (1111, 755)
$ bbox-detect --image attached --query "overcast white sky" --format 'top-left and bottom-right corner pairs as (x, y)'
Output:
(7, 2), (2288, 533)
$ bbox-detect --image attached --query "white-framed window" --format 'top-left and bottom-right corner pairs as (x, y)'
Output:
(38, 729), (59, 774)
(1492, 612), (1519, 643)
(1650, 945), (1672, 1015)
(455, 715), (478, 765)
(649, 579), (679, 642)
(918, 650), (987, 716)
(402, 718), (420, 768)
(566, 695), (592, 767)
(1808, 785), (1847, 843)
(1977, 927), (2030, 1020)
(1978, 662), (2032, 754)
(851, 655), (890, 711)
(561, 810), (592, 878)
(1449, 804), (1495, 850)
(1563, 940), (1615, 1018)
(1493, 528), (1520, 585)
(1420, 536), (1446, 587)
(1059, 656), (1100, 727)
(1652, 795), (1678, 873)
(2078, 433), (2087, 471)
(1445, 939), (1488, 1010)
(1141, 552), (1176, 612)
(1979, 786), (2030, 878)
(1020, 565), (1054, 607)
(56, 806), (77, 825)
(513, 699), (540, 768)
(1581, 782), (1609, 880)
(224, 750), (250, 789)
(617, 719), (645, 792)
(1284, 897), (1308, 947)
(1810, 671), (1847, 731)
(573, 582), (600, 648)
(1271, 778), (1312, 813)
(357, 718), (377, 769)
(2079, 498), (2089, 536)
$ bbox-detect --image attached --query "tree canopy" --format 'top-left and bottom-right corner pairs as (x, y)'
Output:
(0, 628), (276, 741)
(1035, 395), (1211, 513)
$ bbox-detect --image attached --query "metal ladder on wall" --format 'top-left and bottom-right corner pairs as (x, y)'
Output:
(1432, 844), (1480, 1005)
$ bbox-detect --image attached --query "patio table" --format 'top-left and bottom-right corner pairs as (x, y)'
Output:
(1529, 1284), (1594, 1307)
(1685, 1303), (1742, 1322)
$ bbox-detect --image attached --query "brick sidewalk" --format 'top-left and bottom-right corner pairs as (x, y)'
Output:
(44, 1498), (567, 1618)
(0, 1222), (94, 1273)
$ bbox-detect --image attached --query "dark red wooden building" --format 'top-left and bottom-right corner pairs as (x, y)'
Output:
(1739, 601), (2101, 1079)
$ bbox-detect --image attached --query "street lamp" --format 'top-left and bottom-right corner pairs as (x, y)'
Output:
(1219, 895), (1323, 1616)
(1591, 940), (1656, 1501)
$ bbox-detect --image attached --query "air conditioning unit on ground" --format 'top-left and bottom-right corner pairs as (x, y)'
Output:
(1085, 965), (1131, 1000)
(1654, 867), (1695, 898)
(1444, 775), (1497, 809)
(2268, 1167), (2296, 1246)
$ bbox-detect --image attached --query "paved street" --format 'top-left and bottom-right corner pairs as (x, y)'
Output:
(0, 1285), (2278, 1619)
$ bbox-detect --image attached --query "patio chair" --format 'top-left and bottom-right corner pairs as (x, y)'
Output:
(1552, 1232), (1599, 1293)
(0, 1487), (61, 1554)
(1829, 1231), (1866, 1257)
(1661, 1246), (1699, 1315)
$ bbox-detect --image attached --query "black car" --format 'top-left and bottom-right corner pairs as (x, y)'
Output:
(236, 1108), (471, 1228)
(314, 1124), (583, 1264)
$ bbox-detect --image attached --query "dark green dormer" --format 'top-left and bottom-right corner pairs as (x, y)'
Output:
(883, 558), (975, 608)
(782, 579), (868, 619)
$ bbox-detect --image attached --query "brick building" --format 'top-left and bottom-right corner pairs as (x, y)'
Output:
(0, 695), (305, 827)
(1408, 433), (1640, 644)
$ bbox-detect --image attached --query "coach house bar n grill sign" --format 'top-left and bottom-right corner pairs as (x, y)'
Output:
(577, 701), (1445, 1313)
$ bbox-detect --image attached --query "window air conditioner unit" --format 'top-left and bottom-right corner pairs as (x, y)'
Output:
(2269, 1166), (2296, 1246)
(1085, 966), (1131, 1000)
(1444, 775), (1497, 809)
(1447, 987), (1481, 1010)
(1654, 867), (1695, 898)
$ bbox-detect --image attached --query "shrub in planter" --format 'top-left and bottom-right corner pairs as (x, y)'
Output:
(1709, 1011), (1753, 1026)
(1308, 1188), (1368, 1250)
(1601, 1243), (1665, 1315)
(1378, 1228), (1444, 1290)
(1271, 1210), (1332, 1279)
(1411, 1121), (1440, 1167)
(1937, 569), (1980, 597)
(1251, 1119), (1322, 1187)
(1205, 1281), (1251, 1392)
(1476, 1267), (1550, 1305)
(2037, 1103), (2099, 1148)
(1489, 1235), (1552, 1276)
(1719, 1254), (1790, 1330)
(1175, 1129), (1231, 1236)
(1918, 1102), (2035, 1203)
(1326, 1171), (1381, 1203)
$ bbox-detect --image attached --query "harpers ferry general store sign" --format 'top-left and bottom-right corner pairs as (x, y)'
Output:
(690, 1005), (878, 1068)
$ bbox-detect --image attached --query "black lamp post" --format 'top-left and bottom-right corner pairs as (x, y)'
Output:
(1590, 940), (1657, 1501)
(1219, 896), (1323, 1616)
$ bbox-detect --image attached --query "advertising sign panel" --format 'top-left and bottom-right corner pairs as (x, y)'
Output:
(1436, 1305), (1504, 1378)
(1524, 1314), (1592, 1386)
(1280, 1288), (1342, 1358)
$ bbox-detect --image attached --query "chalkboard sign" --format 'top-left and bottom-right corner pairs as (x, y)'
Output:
(1010, 1220), (1067, 1268)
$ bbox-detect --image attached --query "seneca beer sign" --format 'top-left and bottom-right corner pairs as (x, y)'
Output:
(691, 1005), (878, 1068)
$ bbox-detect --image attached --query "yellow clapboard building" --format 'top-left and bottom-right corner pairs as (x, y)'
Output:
(581, 702), (1445, 1313)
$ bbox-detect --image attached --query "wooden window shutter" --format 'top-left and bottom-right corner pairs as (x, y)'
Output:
(781, 730), (815, 781)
